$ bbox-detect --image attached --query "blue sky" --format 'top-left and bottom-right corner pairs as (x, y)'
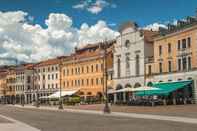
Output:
(0, 0), (197, 64)
(1, 0), (197, 29)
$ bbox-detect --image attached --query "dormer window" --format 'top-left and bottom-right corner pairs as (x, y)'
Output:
(125, 40), (130, 48)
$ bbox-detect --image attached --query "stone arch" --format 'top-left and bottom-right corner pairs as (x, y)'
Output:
(116, 84), (123, 90)
(187, 77), (193, 80)
(178, 78), (182, 81)
(147, 81), (153, 87)
(87, 92), (92, 96)
(134, 82), (141, 88)
(96, 92), (103, 99)
(79, 91), (84, 95)
(125, 83), (132, 88)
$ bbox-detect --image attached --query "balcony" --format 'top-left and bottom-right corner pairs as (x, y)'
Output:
(177, 48), (192, 57)
(145, 56), (154, 64)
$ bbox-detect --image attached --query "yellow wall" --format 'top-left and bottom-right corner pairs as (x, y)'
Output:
(61, 47), (113, 98)
(146, 25), (197, 75)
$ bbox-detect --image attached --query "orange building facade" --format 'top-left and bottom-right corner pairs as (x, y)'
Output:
(61, 41), (114, 101)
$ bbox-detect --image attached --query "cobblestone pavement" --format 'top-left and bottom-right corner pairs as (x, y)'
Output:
(0, 105), (197, 131)
(64, 104), (197, 118)
(0, 116), (12, 123)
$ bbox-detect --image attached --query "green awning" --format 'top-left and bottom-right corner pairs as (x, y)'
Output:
(135, 80), (192, 96)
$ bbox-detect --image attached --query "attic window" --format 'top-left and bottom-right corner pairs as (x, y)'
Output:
(125, 40), (130, 48)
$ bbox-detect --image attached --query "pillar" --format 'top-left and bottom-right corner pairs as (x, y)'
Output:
(114, 93), (117, 104)
(192, 79), (197, 104)
(172, 92), (176, 105)
(123, 92), (126, 103)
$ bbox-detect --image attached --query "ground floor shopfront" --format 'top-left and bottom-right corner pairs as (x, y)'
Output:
(109, 70), (197, 105)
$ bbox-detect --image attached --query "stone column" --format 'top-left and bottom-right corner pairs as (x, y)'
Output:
(123, 92), (126, 103)
(192, 79), (197, 104)
(114, 93), (117, 104)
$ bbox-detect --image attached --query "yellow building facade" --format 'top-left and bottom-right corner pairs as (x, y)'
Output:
(61, 42), (114, 100)
(0, 71), (7, 103)
(146, 20), (197, 76)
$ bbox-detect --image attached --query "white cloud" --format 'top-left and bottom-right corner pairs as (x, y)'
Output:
(73, 0), (117, 14)
(0, 11), (118, 65)
(143, 23), (167, 31)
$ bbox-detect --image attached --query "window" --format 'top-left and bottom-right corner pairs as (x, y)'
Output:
(125, 54), (130, 75)
(48, 84), (50, 88)
(178, 40), (181, 50)
(56, 73), (58, 79)
(63, 69), (65, 76)
(136, 55), (140, 75)
(188, 56), (192, 70)
(27, 76), (31, 83)
(101, 64), (103, 71)
(101, 78), (103, 84)
(188, 37), (191, 48)
(56, 83), (58, 88)
(71, 68), (73, 75)
(48, 67), (50, 72)
(43, 84), (45, 89)
(182, 39), (186, 49)
(96, 64), (98, 72)
(82, 79), (84, 86)
(86, 79), (89, 85)
(52, 74), (54, 80)
(43, 68), (45, 72)
(82, 66), (84, 73)
(159, 62), (163, 73)
(148, 65), (152, 75)
(91, 78), (94, 85)
(48, 74), (50, 80)
(75, 68), (77, 74)
(63, 81), (65, 87)
(182, 57), (187, 70)
(168, 43), (171, 53)
(67, 81), (69, 87)
(91, 65), (94, 72)
(125, 40), (130, 48)
(96, 78), (99, 85)
(178, 59), (181, 71)
(87, 66), (89, 73)
(67, 69), (69, 76)
(117, 58), (121, 78)
(52, 84), (54, 88)
(159, 45), (162, 56)
(52, 66), (54, 71)
(168, 61), (172, 72)
(43, 75), (45, 80)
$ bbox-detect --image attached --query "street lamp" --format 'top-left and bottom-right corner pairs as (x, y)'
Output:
(101, 41), (111, 114)
(58, 59), (63, 109)
(33, 64), (39, 108)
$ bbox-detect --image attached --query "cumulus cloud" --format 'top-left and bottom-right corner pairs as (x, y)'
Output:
(72, 0), (117, 14)
(143, 23), (167, 31)
(0, 11), (118, 65)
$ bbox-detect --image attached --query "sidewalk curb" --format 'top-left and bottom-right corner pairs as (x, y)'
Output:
(8, 105), (197, 125)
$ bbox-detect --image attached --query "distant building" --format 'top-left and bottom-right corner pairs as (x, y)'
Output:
(31, 58), (61, 103)
(113, 21), (157, 102)
(0, 71), (7, 103)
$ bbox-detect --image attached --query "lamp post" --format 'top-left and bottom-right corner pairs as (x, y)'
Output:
(101, 41), (111, 114)
(58, 59), (63, 109)
(32, 64), (39, 108)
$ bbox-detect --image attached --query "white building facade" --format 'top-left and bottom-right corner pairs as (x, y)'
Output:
(113, 22), (157, 102)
